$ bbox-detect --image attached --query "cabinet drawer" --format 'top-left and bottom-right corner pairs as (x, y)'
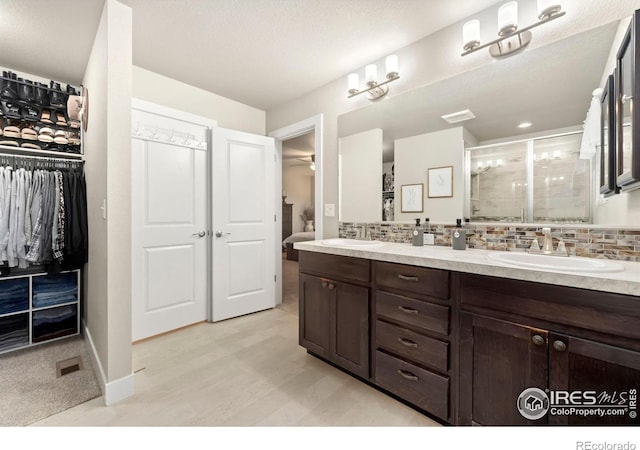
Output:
(376, 320), (448, 373)
(460, 273), (640, 341)
(375, 261), (449, 299)
(375, 350), (449, 420)
(299, 251), (370, 284)
(376, 291), (449, 336)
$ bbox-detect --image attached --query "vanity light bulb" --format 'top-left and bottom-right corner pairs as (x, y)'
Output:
(537, 0), (561, 20)
(553, 150), (561, 159)
(348, 73), (359, 94)
(486, 160), (493, 167)
(365, 64), (378, 85)
(385, 55), (398, 79)
(477, 161), (484, 169)
(496, 159), (503, 167)
(541, 152), (549, 160)
(498, 1), (518, 36)
(462, 20), (481, 50)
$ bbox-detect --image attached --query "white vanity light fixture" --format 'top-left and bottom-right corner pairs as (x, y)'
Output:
(461, 0), (565, 58)
(347, 55), (400, 101)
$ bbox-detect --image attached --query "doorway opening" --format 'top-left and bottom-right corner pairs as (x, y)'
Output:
(279, 131), (315, 315)
(269, 114), (323, 310)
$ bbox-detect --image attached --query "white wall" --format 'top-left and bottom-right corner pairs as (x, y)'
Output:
(283, 165), (315, 234)
(133, 66), (265, 135)
(266, 0), (640, 236)
(339, 129), (383, 222)
(394, 127), (464, 223)
(593, 16), (640, 225)
(82, 0), (133, 404)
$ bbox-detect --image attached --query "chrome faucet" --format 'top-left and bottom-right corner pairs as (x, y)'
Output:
(542, 227), (554, 252)
(528, 227), (568, 256)
(355, 223), (371, 240)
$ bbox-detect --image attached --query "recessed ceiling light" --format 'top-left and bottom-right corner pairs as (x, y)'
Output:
(518, 122), (533, 128)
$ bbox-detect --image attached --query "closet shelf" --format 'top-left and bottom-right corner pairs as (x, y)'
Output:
(0, 145), (83, 159)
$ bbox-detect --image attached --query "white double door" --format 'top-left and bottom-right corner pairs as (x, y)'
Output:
(132, 101), (275, 341)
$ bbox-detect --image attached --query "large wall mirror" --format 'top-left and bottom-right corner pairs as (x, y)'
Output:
(337, 21), (630, 226)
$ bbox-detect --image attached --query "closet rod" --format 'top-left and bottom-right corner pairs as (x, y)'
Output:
(0, 153), (84, 164)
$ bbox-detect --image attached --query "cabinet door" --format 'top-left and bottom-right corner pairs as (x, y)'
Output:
(549, 333), (640, 426)
(459, 313), (548, 425)
(328, 280), (370, 379)
(299, 274), (329, 357)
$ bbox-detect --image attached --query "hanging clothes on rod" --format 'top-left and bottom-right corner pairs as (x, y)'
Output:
(0, 153), (87, 275)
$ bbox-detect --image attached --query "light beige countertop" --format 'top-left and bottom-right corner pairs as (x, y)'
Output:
(294, 240), (640, 297)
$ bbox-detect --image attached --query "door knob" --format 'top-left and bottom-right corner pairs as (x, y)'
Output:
(215, 231), (231, 238)
(531, 334), (545, 346)
(553, 340), (567, 352)
(192, 230), (206, 238)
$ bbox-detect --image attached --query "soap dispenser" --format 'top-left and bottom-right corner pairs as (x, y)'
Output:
(452, 218), (466, 250)
(412, 218), (423, 246)
(423, 218), (435, 245)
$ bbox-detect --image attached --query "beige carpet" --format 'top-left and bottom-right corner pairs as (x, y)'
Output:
(0, 335), (101, 426)
(277, 252), (299, 316)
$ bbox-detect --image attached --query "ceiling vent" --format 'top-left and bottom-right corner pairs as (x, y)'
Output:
(441, 109), (476, 124)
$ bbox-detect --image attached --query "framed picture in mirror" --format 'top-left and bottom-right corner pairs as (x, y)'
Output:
(600, 73), (618, 197)
(428, 166), (453, 198)
(400, 183), (423, 213)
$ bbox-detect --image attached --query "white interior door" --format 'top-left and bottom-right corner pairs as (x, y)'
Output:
(212, 128), (275, 322)
(132, 101), (213, 341)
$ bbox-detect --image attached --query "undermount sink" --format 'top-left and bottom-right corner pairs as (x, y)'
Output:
(320, 238), (384, 248)
(487, 252), (625, 273)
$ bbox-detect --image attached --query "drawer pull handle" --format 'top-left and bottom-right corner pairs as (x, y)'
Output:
(398, 305), (419, 315)
(397, 369), (419, 381)
(398, 274), (419, 282)
(398, 337), (418, 348)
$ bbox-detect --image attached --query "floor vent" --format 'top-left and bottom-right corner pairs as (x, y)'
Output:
(56, 356), (83, 378)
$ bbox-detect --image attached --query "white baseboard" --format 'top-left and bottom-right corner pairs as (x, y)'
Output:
(83, 320), (135, 406)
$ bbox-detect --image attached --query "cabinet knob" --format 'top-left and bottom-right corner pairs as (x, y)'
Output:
(553, 340), (567, 352)
(328, 283), (335, 290)
(531, 334), (545, 346)
(321, 282), (327, 288)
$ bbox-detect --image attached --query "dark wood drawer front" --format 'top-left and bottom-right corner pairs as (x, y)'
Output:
(376, 291), (449, 336)
(376, 320), (448, 373)
(375, 261), (449, 299)
(299, 251), (370, 284)
(460, 274), (640, 341)
(375, 351), (449, 420)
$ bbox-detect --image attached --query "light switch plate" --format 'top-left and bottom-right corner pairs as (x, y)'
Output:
(324, 203), (335, 217)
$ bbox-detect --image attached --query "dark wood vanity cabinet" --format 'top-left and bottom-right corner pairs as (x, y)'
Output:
(298, 251), (640, 426)
(299, 252), (370, 379)
(459, 273), (640, 426)
(372, 261), (453, 422)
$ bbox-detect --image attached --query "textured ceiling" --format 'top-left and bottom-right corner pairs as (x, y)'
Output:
(0, 0), (104, 83)
(0, 0), (500, 110)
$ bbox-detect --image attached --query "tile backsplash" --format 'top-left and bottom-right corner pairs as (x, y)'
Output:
(339, 222), (640, 262)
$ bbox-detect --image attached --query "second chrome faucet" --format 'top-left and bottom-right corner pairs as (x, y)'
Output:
(529, 227), (568, 256)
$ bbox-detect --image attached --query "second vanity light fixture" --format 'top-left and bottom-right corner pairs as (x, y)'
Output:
(347, 55), (399, 101)
(461, 0), (565, 58)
